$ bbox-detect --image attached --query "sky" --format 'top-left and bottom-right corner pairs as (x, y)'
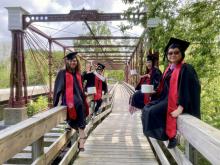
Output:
(0, 0), (144, 59)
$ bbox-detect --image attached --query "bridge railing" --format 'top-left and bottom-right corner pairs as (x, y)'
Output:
(0, 83), (117, 164)
(122, 81), (220, 165)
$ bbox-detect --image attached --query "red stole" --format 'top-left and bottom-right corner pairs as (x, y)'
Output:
(94, 76), (103, 101)
(65, 71), (89, 120)
(140, 70), (152, 104)
(163, 62), (183, 139)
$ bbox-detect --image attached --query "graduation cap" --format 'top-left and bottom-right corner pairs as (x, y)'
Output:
(146, 55), (155, 61)
(164, 37), (190, 60)
(64, 52), (78, 60)
(96, 63), (105, 70)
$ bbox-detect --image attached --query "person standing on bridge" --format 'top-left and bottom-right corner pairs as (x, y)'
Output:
(141, 38), (201, 148)
(83, 63), (108, 116)
(53, 52), (89, 151)
(129, 54), (162, 114)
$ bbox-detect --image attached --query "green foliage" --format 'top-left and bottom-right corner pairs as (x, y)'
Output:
(27, 96), (48, 117)
(0, 58), (10, 88)
(25, 50), (64, 85)
(105, 70), (124, 83)
(0, 50), (65, 88)
(123, 0), (220, 129)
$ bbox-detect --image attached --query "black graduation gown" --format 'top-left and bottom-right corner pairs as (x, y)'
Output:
(83, 72), (108, 95)
(131, 68), (162, 109)
(53, 69), (86, 129)
(141, 63), (201, 141)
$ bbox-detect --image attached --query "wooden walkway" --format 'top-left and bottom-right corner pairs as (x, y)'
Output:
(73, 84), (158, 165)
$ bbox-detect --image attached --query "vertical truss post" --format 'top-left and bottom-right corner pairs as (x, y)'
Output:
(132, 55), (135, 86)
(6, 7), (29, 108)
(125, 64), (129, 83)
(63, 47), (66, 57)
(135, 48), (138, 85)
(9, 30), (27, 107)
(48, 39), (53, 107)
(139, 41), (144, 75)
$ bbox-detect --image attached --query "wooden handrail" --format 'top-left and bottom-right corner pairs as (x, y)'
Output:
(122, 81), (220, 165)
(0, 106), (66, 164)
(0, 83), (117, 164)
(178, 114), (220, 164)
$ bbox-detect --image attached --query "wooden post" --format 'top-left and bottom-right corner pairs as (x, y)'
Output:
(185, 141), (198, 164)
(32, 136), (44, 161)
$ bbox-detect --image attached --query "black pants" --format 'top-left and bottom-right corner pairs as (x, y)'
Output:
(94, 99), (103, 113)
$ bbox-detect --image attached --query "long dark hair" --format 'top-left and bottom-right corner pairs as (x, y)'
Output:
(75, 57), (81, 72)
(65, 57), (81, 73)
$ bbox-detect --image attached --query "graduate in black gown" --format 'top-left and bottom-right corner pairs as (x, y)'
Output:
(83, 63), (108, 115)
(129, 54), (162, 111)
(53, 52), (89, 151)
(141, 38), (201, 148)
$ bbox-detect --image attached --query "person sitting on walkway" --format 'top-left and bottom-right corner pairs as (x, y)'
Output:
(83, 63), (108, 116)
(53, 52), (89, 151)
(129, 54), (162, 114)
(141, 38), (201, 148)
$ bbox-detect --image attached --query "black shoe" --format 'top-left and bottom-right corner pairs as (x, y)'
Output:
(65, 125), (71, 132)
(167, 138), (177, 149)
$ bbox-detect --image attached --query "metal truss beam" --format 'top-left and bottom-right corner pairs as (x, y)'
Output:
(51, 36), (139, 40)
(66, 45), (135, 48)
(23, 9), (145, 28)
(78, 51), (133, 53)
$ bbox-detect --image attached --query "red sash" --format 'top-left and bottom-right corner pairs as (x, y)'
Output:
(163, 63), (183, 139)
(140, 70), (152, 104)
(94, 76), (103, 101)
(65, 71), (89, 120)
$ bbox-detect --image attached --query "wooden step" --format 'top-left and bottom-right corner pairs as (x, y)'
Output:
(5, 153), (32, 164)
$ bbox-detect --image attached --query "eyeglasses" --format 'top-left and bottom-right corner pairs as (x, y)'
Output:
(168, 51), (180, 56)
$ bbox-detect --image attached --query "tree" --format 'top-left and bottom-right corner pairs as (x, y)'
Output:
(122, 0), (220, 129)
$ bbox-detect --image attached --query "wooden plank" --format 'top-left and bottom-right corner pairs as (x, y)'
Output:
(148, 138), (170, 165)
(45, 130), (76, 164)
(0, 106), (66, 164)
(32, 136), (44, 161)
(32, 154), (45, 165)
(32, 130), (77, 165)
(178, 114), (220, 164)
(74, 157), (157, 164)
(76, 153), (155, 159)
(74, 85), (157, 165)
(74, 161), (157, 165)
(2, 86), (116, 164)
(163, 141), (192, 165)
(59, 140), (78, 165)
(57, 94), (114, 164)
(92, 108), (111, 124)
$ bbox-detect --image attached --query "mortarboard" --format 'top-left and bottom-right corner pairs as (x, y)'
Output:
(164, 37), (190, 60)
(146, 55), (155, 61)
(97, 63), (105, 70)
(64, 52), (78, 60)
